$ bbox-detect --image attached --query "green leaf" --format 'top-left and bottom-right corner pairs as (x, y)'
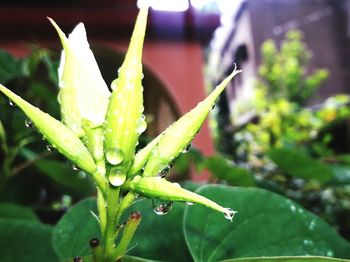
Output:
(205, 155), (255, 186)
(184, 185), (350, 262)
(268, 148), (332, 183)
(125, 199), (192, 262)
(143, 68), (241, 178)
(52, 197), (100, 260)
(104, 7), (148, 171)
(222, 256), (350, 262)
(0, 50), (24, 83)
(0, 84), (97, 175)
(0, 203), (39, 221)
(0, 219), (59, 262)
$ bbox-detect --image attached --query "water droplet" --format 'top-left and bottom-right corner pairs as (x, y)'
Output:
(25, 118), (34, 128)
(182, 144), (191, 153)
(290, 204), (296, 213)
(106, 148), (124, 165)
(108, 167), (126, 186)
(72, 164), (80, 171)
(77, 171), (86, 179)
(8, 99), (16, 107)
(326, 250), (334, 257)
(152, 199), (173, 215)
(159, 166), (170, 178)
(308, 219), (316, 231)
(224, 208), (237, 222)
(46, 145), (54, 151)
(137, 116), (147, 134)
(303, 239), (313, 246)
(186, 202), (195, 206)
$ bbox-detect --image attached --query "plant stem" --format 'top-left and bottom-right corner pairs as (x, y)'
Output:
(97, 188), (107, 237)
(112, 212), (141, 260)
(103, 184), (120, 261)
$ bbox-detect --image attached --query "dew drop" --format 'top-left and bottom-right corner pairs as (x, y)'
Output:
(137, 116), (147, 134)
(223, 208), (237, 222)
(108, 167), (126, 186)
(303, 239), (313, 246)
(289, 204), (296, 213)
(152, 199), (173, 215)
(46, 145), (54, 152)
(106, 148), (124, 165)
(8, 99), (16, 107)
(25, 118), (34, 128)
(186, 202), (195, 206)
(77, 171), (86, 179)
(326, 250), (334, 257)
(159, 166), (170, 178)
(182, 144), (191, 153)
(308, 219), (316, 231)
(72, 164), (80, 171)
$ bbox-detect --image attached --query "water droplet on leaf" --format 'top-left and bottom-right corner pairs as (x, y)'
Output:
(152, 199), (173, 215)
(308, 219), (316, 231)
(159, 166), (170, 178)
(223, 208), (237, 222)
(8, 99), (16, 107)
(106, 148), (124, 165)
(77, 171), (86, 179)
(25, 119), (34, 128)
(182, 144), (191, 153)
(72, 164), (79, 171)
(186, 202), (195, 206)
(326, 250), (334, 257)
(109, 167), (126, 186)
(46, 145), (54, 152)
(137, 116), (147, 134)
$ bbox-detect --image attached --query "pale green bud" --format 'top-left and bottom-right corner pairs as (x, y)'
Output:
(0, 84), (97, 174)
(143, 68), (241, 177)
(104, 7), (148, 170)
(125, 176), (235, 217)
(49, 18), (111, 136)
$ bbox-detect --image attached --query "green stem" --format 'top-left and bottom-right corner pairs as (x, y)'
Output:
(112, 212), (141, 260)
(97, 188), (107, 237)
(103, 185), (120, 261)
(115, 191), (136, 226)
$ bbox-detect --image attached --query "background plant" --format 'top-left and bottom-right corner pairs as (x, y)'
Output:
(209, 30), (350, 240)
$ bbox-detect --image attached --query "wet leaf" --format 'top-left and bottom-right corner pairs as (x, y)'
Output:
(184, 185), (350, 262)
(0, 219), (59, 262)
(52, 197), (100, 261)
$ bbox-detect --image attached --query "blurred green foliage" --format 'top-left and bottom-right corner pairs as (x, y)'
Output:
(209, 31), (350, 240)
